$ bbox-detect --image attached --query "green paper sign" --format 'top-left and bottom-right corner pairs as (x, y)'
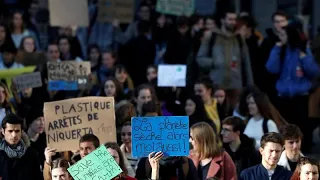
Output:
(156, 0), (195, 16)
(67, 145), (122, 180)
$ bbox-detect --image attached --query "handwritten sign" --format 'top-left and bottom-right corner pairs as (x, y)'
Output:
(131, 116), (189, 157)
(68, 145), (122, 180)
(47, 61), (91, 91)
(156, 0), (195, 16)
(97, 0), (134, 23)
(157, 65), (186, 87)
(12, 72), (42, 91)
(44, 97), (116, 152)
(49, 0), (89, 27)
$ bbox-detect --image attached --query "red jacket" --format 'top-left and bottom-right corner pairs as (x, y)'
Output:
(189, 150), (237, 180)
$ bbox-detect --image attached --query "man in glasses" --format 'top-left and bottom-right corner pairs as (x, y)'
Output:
(221, 116), (260, 177)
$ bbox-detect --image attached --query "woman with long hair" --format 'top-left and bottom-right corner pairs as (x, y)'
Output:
(0, 82), (15, 123)
(189, 122), (236, 180)
(99, 77), (127, 110)
(104, 142), (136, 180)
(291, 157), (319, 180)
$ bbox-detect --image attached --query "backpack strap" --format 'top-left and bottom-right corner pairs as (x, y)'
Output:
(207, 32), (217, 57)
(263, 118), (269, 134)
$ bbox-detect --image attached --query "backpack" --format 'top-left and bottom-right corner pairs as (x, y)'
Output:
(145, 157), (189, 179)
(262, 118), (269, 134)
(207, 32), (248, 86)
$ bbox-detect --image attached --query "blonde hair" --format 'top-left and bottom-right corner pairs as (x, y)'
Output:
(190, 122), (221, 160)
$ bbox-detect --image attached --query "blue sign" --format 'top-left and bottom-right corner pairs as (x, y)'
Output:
(48, 80), (78, 91)
(131, 116), (189, 157)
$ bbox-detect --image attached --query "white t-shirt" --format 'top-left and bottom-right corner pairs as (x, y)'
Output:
(244, 117), (279, 150)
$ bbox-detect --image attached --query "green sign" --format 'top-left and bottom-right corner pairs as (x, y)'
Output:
(156, 0), (195, 16)
(67, 145), (122, 180)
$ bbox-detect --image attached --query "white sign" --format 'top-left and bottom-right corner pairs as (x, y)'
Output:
(157, 65), (186, 87)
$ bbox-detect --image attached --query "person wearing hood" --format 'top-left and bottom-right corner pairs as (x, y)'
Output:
(0, 113), (43, 180)
(221, 116), (260, 177)
(196, 9), (253, 110)
(26, 108), (46, 170)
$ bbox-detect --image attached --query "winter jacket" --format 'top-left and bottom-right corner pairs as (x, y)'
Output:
(278, 151), (304, 171)
(240, 164), (292, 180)
(266, 45), (319, 97)
(0, 132), (43, 180)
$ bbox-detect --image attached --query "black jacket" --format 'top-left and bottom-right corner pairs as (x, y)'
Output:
(240, 164), (293, 180)
(0, 133), (43, 180)
(223, 134), (260, 177)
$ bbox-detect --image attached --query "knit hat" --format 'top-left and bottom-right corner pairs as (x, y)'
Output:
(25, 108), (44, 128)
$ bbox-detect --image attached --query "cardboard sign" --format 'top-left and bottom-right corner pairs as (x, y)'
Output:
(97, 0), (134, 23)
(15, 52), (47, 66)
(131, 116), (189, 157)
(47, 61), (91, 91)
(156, 0), (195, 16)
(49, 0), (89, 27)
(44, 97), (116, 152)
(0, 66), (36, 97)
(12, 72), (42, 91)
(157, 65), (186, 87)
(68, 145), (122, 180)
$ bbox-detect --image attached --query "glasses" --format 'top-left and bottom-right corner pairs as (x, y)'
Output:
(221, 128), (233, 133)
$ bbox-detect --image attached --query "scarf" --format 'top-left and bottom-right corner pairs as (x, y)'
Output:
(0, 139), (27, 158)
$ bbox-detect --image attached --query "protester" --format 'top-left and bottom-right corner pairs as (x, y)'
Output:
(189, 122), (237, 180)
(0, 114), (43, 180)
(240, 132), (293, 180)
(50, 158), (72, 180)
(221, 116), (260, 177)
(290, 157), (320, 180)
(278, 124), (304, 171)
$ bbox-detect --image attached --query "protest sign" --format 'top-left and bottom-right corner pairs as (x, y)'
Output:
(97, 0), (134, 23)
(157, 65), (186, 87)
(68, 145), (122, 180)
(12, 72), (42, 92)
(49, 0), (89, 27)
(44, 97), (116, 152)
(0, 66), (36, 97)
(131, 116), (189, 157)
(15, 51), (47, 66)
(47, 61), (91, 91)
(156, 0), (195, 16)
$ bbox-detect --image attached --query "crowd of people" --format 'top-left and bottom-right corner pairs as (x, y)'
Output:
(0, 0), (319, 180)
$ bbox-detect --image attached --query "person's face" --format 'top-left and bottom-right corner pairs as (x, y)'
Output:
(178, 25), (189, 35)
(136, 89), (152, 108)
(107, 148), (120, 165)
(104, 80), (116, 97)
(13, 13), (23, 29)
(284, 139), (302, 157)
(146, 67), (157, 82)
(89, 48), (99, 65)
(23, 38), (35, 52)
(205, 19), (215, 31)
(247, 96), (259, 116)
(221, 124), (239, 143)
(157, 15), (166, 28)
(278, 29), (288, 44)
(47, 45), (60, 61)
(222, 13), (237, 31)
(0, 26), (5, 42)
(2, 123), (22, 145)
(3, 52), (15, 64)
(0, 86), (6, 104)
(22, 87), (32, 98)
(139, 6), (150, 21)
(51, 168), (71, 180)
(194, 84), (211, 103)
(30, 116), (45, 134)
(185, 99), (196, 116)
(238, 25), (252, 39)
(197, 18), (204, 29)
(58, 39), (70, 54)
(121, 125), (131, 146)
(273, 15), (288, 32)
(214, 89), (226, 105)
(79, 141), (96, 158)
(189, 130), (198, 151)
(300, 163), (319, 180)
(102, 53), (115, 69)
(115, 69), (128, 84)
(259, 142), (282, 167)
